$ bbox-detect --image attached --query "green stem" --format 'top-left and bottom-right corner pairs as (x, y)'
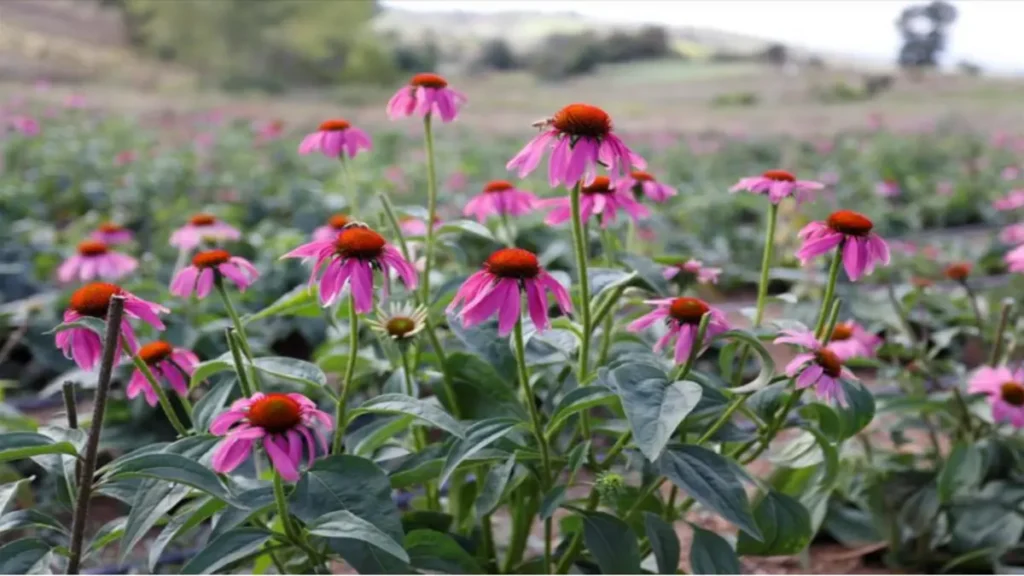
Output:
(402, 349), (439, 510)
(990, 299), (1014, 365)
(226, 329), (254, 398)
(273, 472), (326, 573)
(125, 342), (190, 436)
(961, 280), (986, 333)
(568, 181), (595, 443)
(754, 203), (779, 327)
(340, 155), (358, 214)
(814, 244), (844, 339)
(331, 294), (360, 454)
(420, 114), (438, 305)
(216, 279), (261, 391)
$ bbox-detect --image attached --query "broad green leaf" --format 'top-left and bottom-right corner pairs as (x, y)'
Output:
(938, 443), (985, 504)
(119, 480), (191, 563)
(440, 418), (524, 486)
(710, 330), (776, 393)
(0, 538), (51, 574)
(309, 510), (410, 563)
(85, 516), (127, 558)
(658, 445), (761, 539)
(690, 524), (741, 574)
(545, 386), (618, 437)
(834, 380), (876, 439)
(46, 316), (106, 337)
(192, 378), (237, 434)
(475, 454), (516, 518)
(579, 511), (642, 574)
(737, 491), (813, 556)
(0, 510), (68, 536)
(609, 362), (702, 461)
(588, 267), (636, 299)
(0, 477), (32, 515)
(149, 497), (225, 572)
(437, 219), (495, 241)
(0, 433), (76, 463)
(566, 441), (590, 477)
(189, 353), (234, 389)
(404, 529), (483, 574)
(243, 284), (321, 324)
(445, 317), (516, 378)
(180, 527), (271, 574)
(350, 394), (464, 438)
(643, 512), (681, 574)
(540, 486), (567, 521)
(104, 453), (231, 501)
(617, 253), (670, 296)
(443, 352), (524, 421)
(252, 357), (327, 388)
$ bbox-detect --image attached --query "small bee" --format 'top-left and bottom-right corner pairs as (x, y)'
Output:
(530, 117), (554, 131)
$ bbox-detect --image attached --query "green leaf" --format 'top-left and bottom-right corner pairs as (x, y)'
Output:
(120, 480), (191, 563)
(149, 497), (225, 572)
(104, 453), (231, 501)
(440, 418), (524, 486)
(192, 378), (237, 434)
(243, 284), (321, 324)
(690, 524), (741, 574)
(607, 362), (702, 461)
(404, 529), (483, 574)
(658, 445), (761, 539)
(0, 433), (76, 463)
(189, 353), (234, 389)
(579, 511), (642, 574)
(445, 318), (516, 379)
(588, 268), (637, 299)
(938, 443), (984, 504)
(566, 441), (590, 477)
(737, 491), (813, 556)
(309, 510), (410, 563)
(545, 386), (617, 437)
(0, 538), (51, 574)
(833, 380), (876, 439)
(437, 219), (495, 241)
(46, 316), (106, 337)
(350, 394), (464, 438)
(0, 477), (32, 515)
(443, 352), (524, 421)
(475, 454), (516, 518)
(86, 516), (127, 558)
(540, 486), (567, 521)
(348, 415), (412, 457)
(253, 357), (327, 388)
(289, 455), (408, 574)
(0, 510), (68, 536)
(617, 253), (670, 296)
(643, 512), (681, 574)
(710, 330), (776, 393)
(180, 527), (272, 574)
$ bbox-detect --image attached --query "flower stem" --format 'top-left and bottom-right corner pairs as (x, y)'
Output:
(420, 114), (438, 305)
(754, 203), (779, 327)
(960, 279), (986, 333)
(62, 381), (82, 485)
(513, 318), (553, 573)
(332, 294), (360, 455)
(990, 299), (1015, 365)
(216, 278), (261, 391)
(568, 181), (595, 446)
(272, 472), (326, 573)
(67, 296), (124, 575)
(125, 342), (190, 437)
(814, 244), (844, 339)
(401, 348), (440, 510)
(226, 328), (254, 398)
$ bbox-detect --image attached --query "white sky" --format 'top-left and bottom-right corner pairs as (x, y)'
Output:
(383, 0), (1024, 73)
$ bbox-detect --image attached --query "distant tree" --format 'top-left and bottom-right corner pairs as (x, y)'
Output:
(895, 1), (957, 73)
(761, 43), (789, 66)
(599, 26), (672, 63)
(528, 32), (602, 81)
(475, 38), (520, 71)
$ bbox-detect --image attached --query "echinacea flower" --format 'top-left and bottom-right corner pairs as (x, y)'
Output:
(994, 190), (1024, 211)
(55, 282), (168, 370)
(617, 171), (678, 203)
(729, 169), (823, 204)
(8, 115), (39, 136)
(400, 216), (441, 238)
(91, 222), (133, 245)
(127, 341), (198, 406)
(827, 321), (881, 360)
(796, 210), (891, 281)
(944, 262), (972, 282)
(875, 180), (901, 198)
(170, 213), (241, 251)
(210, 392), (333, 482)
(313, 214), (353, 243)
(298, 119), (372, 159)
(1005, 245), (1024, 273)
(663, 259), (722, 285)
(170, 249), (260, 299)
(367, 302), (428, 343)
(1001, 223), (1024, 245)
(506, 103), (646, 188)
(463, 180), (538, 223)
(775, 328), (857, 405)
(57, 240), (138, 283)
(448, 247), (571, 336)
(627, 297), (730, 364)
(969, 366), (1024, 428)
(541, 176), (650, 228)
(386, 73), (466, 123)
(281, 224), (417, 312)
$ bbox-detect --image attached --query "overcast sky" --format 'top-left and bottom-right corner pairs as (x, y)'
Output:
(383, 0), (1024, 73)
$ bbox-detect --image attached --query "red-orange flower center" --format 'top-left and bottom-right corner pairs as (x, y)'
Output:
(318, 119), (351, 132)
(826, 210), (873, 237)
(190, 214), (217, 227)
(77, 240), (108, 256)
(668, 297), (710, 324)
(944, 262), (971, 281)
(484, 180), (514, 194)
(763, 169), (796, 182)
(335, 227), (386, 259)
(630, 171), (654, 182)
(582, 176), (613, 194)
(830, 323), (854, 341)
(409, 73), (448, 89)
(911, 276), (934, 289)
(814, 348), (843, 378)
(98, 222), (124, 233)
(192, 249), (231, 269)
(69, 282), (121, 318)
(1001, 382), (1024, 406)
(486, 248), (540, 279)
(552, 103), (612, 139)
(138, 341), (174, 365)
(328, 214), (351, 229)
(247, 393), (302, 433)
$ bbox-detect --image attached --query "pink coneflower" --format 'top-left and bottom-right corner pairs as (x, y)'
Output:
(169, 213), (241, 250)
(446, 171), (468, 191)
(127, 341), (198, 407)
(796, 210), (890, 281)
(281, 225), (416, 312)
(211, 392), (333, 482)
(1003, 167), (1021, 181)
(1005, 245), (1024, 273)
(541, 176), (649, 228)
(90, 222), (133, 245)
(627, 297), (730, 364)
(618, 171), (677, 203)
(775, 328), (857, 406)
(663, 259), (722, 285)
(55, 283), (168, 370)
(875, 180), (901, 198)
(8, 115), (39, 136)
(936, 181), (955, 196)
(386, 73), (466, 123)
(729, 169), (823, 204)
(994, 190), (1024, 211)
(827, 321), (881, 360)
(447, 247), (571, 336)
(968, 366), (1024, 428)
(298, 119), (372, 159)
(506, 103), (646, 188)
(399, 216), (440, 237)
(1002, 224), (1024, 245)
(254, 119), (285, 143)
(113, 150), (136, 167)
(170, 249), (259, 299)
(463, 180), (538, 223)
(312, 214), (353, 243)
(57, 240), (138, 283)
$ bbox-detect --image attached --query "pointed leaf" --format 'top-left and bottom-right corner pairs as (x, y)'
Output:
(252, 356), (327, 388)
(0, 538), (50, 574)
(350, 394), (464, 438)
(475, 454), (516, 518)
(579, 511), (642, 574)
(546, 386), (617, 437)
(309, 510), (410, 563)
(440, 418), (524, 486)
(437, 219), (495, 241)
(149, 498), (225, 572)
(0, 433), (76, 463)
(243, 284), (321, 324)
(119, 480), (191, 563)
(690, 524), (741, 574)
(180, 527), (271, 574)
(612, 368), (703, 461)
(405, 529), (483, 574)
(104, 453), (231, 501)
(540, 486), (567, 521)
(643, 512), (681, 574)
(192, 378), (237, 434)
(737, 491), (813, 556)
